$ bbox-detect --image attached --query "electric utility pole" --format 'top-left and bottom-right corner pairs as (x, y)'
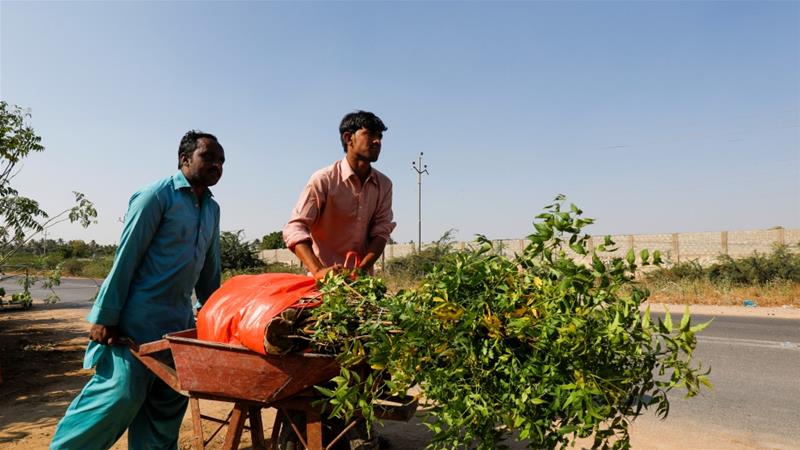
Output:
(411, 152), (429, 252)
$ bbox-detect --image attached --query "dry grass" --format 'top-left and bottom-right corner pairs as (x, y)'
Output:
(644, 279), (800, 307)
(381, 271), (421, 292)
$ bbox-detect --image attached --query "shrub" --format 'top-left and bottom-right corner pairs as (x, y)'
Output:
(384, 229), (457, 280)
(708, 245), (800, 284)
(61, 259), (84, 277)
(310, 197), (710, 449)
(81, 257), (114, 279)
(645, 245), (800, 287)
(259, 231), (286, 250)
(221, 230), (262, 270)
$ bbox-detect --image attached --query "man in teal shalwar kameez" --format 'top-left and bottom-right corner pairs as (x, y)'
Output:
(50, 130), (225, 450)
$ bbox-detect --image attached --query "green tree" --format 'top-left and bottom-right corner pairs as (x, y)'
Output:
(220, 230), (261, 270)
(0, 101), (96, 263)
(68, 239), (90, 258)
(0, 101), (96, 304)
(259, 230), (286, 250)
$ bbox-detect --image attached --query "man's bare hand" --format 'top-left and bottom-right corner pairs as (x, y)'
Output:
(89, 324), (120, 346)
(313, 264), (343, 280)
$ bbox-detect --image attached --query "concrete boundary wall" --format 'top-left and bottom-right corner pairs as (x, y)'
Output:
(259, 228), (800, 269)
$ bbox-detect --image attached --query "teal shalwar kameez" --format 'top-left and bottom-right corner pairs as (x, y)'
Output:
(50, 171), (221, 450)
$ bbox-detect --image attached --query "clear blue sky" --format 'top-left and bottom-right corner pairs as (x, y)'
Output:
(1, 1), (798, 245)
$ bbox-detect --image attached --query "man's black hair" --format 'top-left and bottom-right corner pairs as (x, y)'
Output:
(339, 111), (388, 151)
(178, 130), (218, 168)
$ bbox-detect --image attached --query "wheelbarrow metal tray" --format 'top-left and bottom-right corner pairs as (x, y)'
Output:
(164, 329), (339, 404)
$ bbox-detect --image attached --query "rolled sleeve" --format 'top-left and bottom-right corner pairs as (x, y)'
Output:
(87, 189), (162, 326)
(369, 182), (396, 241)
(283, 182), (322, 249)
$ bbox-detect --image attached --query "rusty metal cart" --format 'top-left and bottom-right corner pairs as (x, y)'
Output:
(130, 328), (417, 450)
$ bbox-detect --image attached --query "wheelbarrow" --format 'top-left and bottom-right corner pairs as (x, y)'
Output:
(129, 328), (417, 450)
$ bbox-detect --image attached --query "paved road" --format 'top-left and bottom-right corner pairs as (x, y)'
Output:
(4, 278), (799, 447)
(0, 275), (100, 307)
(652, 312), (800, 443)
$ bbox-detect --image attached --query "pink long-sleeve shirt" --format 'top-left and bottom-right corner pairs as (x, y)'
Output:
(283, 158), (396, 267)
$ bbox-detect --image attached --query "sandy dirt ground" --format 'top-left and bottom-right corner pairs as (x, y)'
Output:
(0, 300), (796, 450)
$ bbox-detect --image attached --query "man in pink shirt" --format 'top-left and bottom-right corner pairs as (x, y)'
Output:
(283, 110), (396, 279)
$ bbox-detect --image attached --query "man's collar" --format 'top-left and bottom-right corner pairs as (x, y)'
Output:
(339, 156), (355, 181)
(340, 157), (377, 185)
(172, 171), (213, 197)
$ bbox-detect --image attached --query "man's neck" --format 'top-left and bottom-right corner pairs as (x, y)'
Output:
(191, 185), (205, 200)
(181, 168), (206, 200)
(345, 154), (372, 183)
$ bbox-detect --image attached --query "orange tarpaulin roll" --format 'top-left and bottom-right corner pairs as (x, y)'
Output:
(196, 273), (321, 355)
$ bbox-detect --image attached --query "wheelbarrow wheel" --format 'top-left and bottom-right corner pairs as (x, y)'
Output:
(274, 411), (301, 450)
(273, 412), (375, 450)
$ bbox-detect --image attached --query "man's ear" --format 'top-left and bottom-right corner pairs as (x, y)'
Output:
(342, 131), (352, 147)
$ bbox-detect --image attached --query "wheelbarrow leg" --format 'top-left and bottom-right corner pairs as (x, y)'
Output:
(189, 397), (205, 450)
(268, 408), (324, 450)
(269, 411), (282, 450)
(248, 406), (267, 449)
(222, 402), (248, 450)
(306, 410), (323, 450)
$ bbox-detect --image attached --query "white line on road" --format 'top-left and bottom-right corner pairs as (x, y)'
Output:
(697, 335), (799, 350)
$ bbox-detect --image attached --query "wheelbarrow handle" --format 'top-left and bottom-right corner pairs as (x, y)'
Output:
(126, 337), (185, 396)
(127, 336), (173, 356)
(342, 251), (362, 281)
(343, 251), (361, 270)
(118, 336), (139, 352)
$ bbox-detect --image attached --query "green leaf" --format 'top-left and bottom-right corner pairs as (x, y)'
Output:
(679, 305), (691, 332)
(558, 424), (578, 435)
(652, 250), (663, 265)
(570, 242), (587, 255)
(592, 253), (605, 273)
(625, 248), (636, 266)
(690, 319), (713, 334)
(315, 386), (335, 397)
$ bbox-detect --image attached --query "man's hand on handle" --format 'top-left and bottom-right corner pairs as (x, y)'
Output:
(357, 237), (387, 273)
(89, 324), (120, 346)
(312, 264), (344, 280)
(293, 241), (371, 280)
(295, 241), (338, 280)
